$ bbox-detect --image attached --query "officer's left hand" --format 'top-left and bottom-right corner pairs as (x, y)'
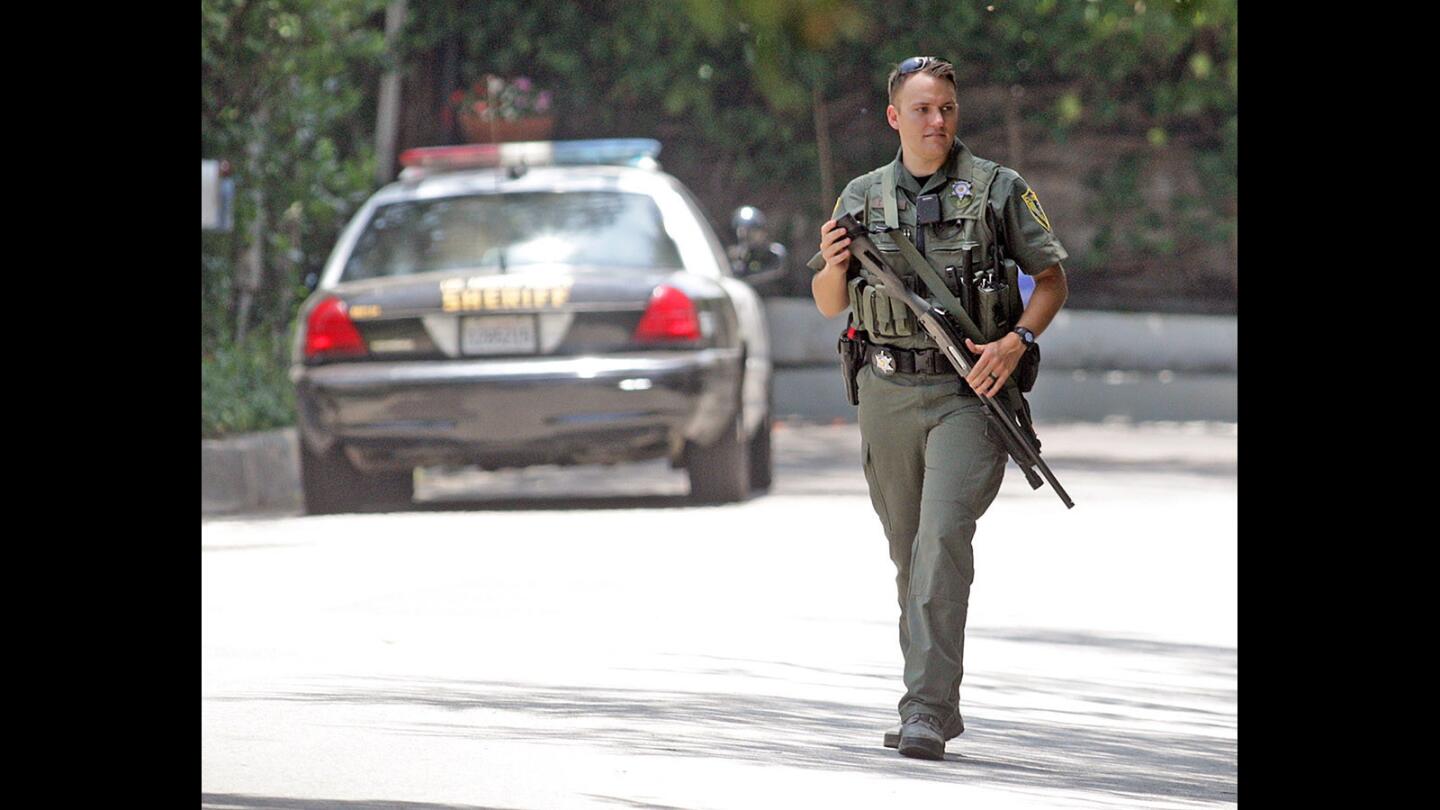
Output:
(964, 335), (1025, 398)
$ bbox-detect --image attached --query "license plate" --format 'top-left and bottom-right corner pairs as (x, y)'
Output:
(462, 315), (537, 355)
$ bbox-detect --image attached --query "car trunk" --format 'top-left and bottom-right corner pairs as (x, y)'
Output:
(308, 267), (725, 363)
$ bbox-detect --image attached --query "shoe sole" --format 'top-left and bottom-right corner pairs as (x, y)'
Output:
(898, 736), (945, 760)
(885, 730), (960, 749)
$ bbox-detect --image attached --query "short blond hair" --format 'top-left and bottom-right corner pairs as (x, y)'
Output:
(887, 57), (957, 104)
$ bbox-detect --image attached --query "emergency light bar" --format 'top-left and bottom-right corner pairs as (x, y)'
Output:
(397, 139), (661, 179)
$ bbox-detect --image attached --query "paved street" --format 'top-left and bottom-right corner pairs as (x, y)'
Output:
(202, 420), (1237, 809)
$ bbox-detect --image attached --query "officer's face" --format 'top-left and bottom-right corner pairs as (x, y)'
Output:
(886, 73), (958, 168)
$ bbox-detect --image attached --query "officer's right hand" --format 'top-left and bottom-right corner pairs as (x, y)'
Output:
(819, 219), (852, 273)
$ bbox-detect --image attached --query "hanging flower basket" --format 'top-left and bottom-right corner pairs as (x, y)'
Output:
(458, 112), (555, 143)
(451, 75), (555, 143)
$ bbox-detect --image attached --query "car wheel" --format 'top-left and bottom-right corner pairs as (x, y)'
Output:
(748, 386), (774, 492)
(300, 438), (414, 515)
(686, 408), (751, 504)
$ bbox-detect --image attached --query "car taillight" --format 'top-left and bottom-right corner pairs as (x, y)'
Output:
(304, 297), (368, 359)
(634, 285), (701, 342)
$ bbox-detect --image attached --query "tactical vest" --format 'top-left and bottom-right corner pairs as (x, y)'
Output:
(844, 157), (1022, 351)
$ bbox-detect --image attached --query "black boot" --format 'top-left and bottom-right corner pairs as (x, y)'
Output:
(897, 713), (946, 760)
(885, 715), (962, 749)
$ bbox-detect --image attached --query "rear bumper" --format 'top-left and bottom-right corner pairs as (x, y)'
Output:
(291, 349), (742, 471)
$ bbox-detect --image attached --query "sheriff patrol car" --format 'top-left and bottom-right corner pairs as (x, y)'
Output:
(290, 139), (773, 513)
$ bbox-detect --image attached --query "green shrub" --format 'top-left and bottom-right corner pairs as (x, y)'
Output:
(202, 328), (297, 438)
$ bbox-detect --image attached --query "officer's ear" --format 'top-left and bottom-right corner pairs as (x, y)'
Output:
(886, 104), (900, 131)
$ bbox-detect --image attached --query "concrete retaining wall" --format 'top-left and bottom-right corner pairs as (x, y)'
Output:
(764, 299), (1236, 372)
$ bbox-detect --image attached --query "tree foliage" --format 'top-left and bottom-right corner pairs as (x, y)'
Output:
(201, 0), (1236, 434)
(201, 0), (387, 354)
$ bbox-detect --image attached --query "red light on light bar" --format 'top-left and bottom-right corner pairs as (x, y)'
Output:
(399, 143), (502, 170)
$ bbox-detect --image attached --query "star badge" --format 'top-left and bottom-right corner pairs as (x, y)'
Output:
(874, 349), (895, 375)
(952, 180), (973, 201)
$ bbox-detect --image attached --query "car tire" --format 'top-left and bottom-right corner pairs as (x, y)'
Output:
(686, 408), (751, 504)
(748, 385), (774, 493)
(300, 437), (414, 515)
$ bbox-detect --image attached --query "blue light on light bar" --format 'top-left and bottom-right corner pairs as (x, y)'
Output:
(398, 138), (663, 177)
(549, 139), (662, 166)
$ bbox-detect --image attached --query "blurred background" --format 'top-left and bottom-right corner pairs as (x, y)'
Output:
(201, 0), (1235, 440)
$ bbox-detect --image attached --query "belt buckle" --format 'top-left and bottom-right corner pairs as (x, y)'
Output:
(873, 348), (895, 375)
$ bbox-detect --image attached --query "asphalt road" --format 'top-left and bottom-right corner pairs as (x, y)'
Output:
(202, 421), (1237, 809)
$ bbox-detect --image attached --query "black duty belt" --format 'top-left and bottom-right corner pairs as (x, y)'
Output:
(864, 343), (977, 394)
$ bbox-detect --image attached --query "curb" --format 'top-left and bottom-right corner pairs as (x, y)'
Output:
(202, 428), (301, 516)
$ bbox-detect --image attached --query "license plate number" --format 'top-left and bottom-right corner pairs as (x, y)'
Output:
(462, 315), (537, 355)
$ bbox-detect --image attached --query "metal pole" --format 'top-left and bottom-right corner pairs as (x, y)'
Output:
(374, 0), (408, 185)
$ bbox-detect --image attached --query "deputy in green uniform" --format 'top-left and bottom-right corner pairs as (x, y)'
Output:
(811, 57), (1070, 761)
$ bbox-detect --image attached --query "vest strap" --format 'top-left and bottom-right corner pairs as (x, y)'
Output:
(880, 163), (899, 229)
(886, 229), (984, 344)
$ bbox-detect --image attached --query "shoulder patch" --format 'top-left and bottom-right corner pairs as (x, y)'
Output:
(1021, 187), (1052, 232)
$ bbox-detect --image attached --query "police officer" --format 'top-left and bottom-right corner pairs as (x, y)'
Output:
(728, 205), (791, 293)
(811, 57), (1070, 761)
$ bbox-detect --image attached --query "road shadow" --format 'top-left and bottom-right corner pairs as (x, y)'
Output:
(584, 797), (702, 810)
(200, 795), (519, 810)
(410, 492), (701, 512)
(201, 491), (780, 521)
(201, 790), (703, 810)
(213, 632), (1236, 805)
(968, 627), (1236, 660)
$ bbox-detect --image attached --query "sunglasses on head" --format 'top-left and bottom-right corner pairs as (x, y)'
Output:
(897, 56), (942, 75)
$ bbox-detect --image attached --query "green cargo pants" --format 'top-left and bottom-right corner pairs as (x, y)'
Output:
(856, 361), (1008, 737)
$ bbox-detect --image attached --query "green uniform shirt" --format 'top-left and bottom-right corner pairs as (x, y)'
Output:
(885, 139), (1068, 275)
(810, 139), (1068, 348)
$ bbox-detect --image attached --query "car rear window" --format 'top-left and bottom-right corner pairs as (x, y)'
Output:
(340, 191), (685, 281)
